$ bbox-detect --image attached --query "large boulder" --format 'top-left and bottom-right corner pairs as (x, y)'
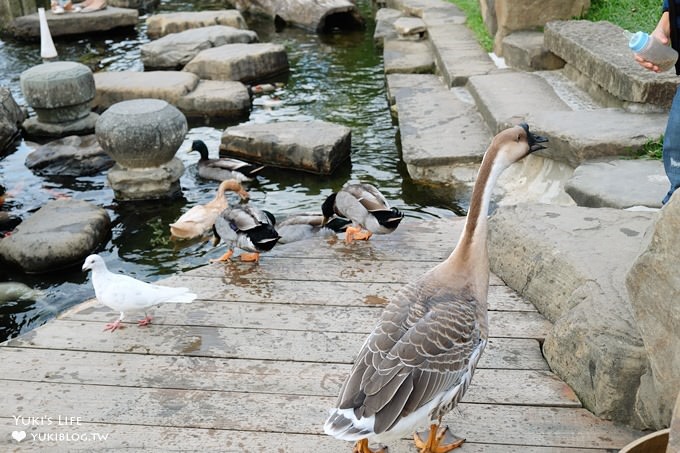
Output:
(141, 25), (258, 70)
(0, 88), (24, 152)
(626, 192), (680, 429)
(488, 203), (656, 428)
(183, 43), (289, 84)
(478, 0), (590, 54)
(146, 10), (247, 38)
(220, 120), (351, 175)
(25, 135), (114, 177)
(9, 7), (138, 39)
(229, 0), (364, 33)
(0, 199), (111, 274)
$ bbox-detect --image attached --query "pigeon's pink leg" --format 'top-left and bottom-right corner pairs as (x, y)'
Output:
(103, 319), (124, 332)
(137, 314), (153, 327)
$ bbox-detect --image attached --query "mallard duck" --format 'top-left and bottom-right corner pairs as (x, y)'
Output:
(277, 213), (351, 244)
(82, 254), (197, 332)
(322, 183), (404, 243)
(324, 124), (548, 453)
(211, 204), (280, 262)
(189, 140), (264, 183)
(169, 179), (249, 240)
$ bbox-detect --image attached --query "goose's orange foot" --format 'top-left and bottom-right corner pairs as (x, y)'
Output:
(239, 252), (260, 262)
(352, 438), (387, 453)
(137, 315), (152, 327)
(210, 249), (234, 263)
(414, 424), (464, 453)
(352, 229), (372, 241)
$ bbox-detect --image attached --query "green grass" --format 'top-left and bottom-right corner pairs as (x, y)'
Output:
(584, 0), (661, 33)
(633, 135), (665, 160)
(446, 0), (494, 52)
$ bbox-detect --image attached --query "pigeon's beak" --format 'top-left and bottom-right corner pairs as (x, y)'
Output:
(82, 263), (90, 272)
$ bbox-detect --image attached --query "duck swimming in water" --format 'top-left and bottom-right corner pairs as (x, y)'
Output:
(189, 140), (264, 183)
(324, 124), (548, 453)
(321, 183), (404, 244)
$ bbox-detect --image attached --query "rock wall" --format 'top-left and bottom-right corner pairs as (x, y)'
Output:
(626, 192), (680, 429)
(479, 0), (590, 54)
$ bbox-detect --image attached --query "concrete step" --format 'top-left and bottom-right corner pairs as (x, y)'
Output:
(501, 30), (565, 72)
(545, 20), (680, 109)
(386, 73), (491, 185)
(383, 39), (434, 74)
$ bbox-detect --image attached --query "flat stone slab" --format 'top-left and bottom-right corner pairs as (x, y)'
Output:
(384, 39), (434, 74)
(526, 109), (668, 167)
(387, 73), (491, 183)
(25, 134), (114, 176)
(374, 8), (402, 48)
(93, 71), (250, 119)
(10, 7), (138, 39)
(565, 159), (668, 209)
(0, 199), (111, 274)
(501, 31), (565, 72)
(220, 120), (351, 175)
(466, 70), (571, 133)
(230, 0), (364, 32)
(545, 20), (680, 108)
(421, 7), (494, 87)
(141, 25), (259, 70)
(22, 112), (99, 139)
(146, 10), (247, 38)
(394, 16), (426, 37)
(183, 43), (289, 84)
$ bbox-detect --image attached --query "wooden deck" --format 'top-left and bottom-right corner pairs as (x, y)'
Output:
(1, 218), (644, 452)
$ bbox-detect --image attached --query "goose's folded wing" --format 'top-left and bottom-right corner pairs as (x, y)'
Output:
(337, 280), (480, 434)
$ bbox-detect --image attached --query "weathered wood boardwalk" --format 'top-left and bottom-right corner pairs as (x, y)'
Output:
(1, 218), (644, 452)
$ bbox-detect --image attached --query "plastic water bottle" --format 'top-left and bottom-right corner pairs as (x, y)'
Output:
(627, 31), (678, 72)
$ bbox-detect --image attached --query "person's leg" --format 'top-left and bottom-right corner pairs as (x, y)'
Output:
(663, 85), (680, 204)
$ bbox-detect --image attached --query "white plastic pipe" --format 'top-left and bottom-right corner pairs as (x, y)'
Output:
(38, 7), (58, 61)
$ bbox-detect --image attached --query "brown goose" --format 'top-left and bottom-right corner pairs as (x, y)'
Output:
(324, 124), (547, 453)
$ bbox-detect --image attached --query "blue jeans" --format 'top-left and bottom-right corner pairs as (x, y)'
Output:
(663, 84), (680, 204)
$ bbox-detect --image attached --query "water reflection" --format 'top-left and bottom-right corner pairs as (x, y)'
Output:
(0, 0), (460, 341)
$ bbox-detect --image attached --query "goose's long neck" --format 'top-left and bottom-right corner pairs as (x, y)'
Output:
(446, 150), (506, 300)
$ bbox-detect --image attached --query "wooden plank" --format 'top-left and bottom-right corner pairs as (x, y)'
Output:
(65, 299), (550, 339)
(0, 418), (613, 452)
(157, 274), (512, 306)
(0, 382), (642, 449)
(0, 348), (578, 406)
(7, 319), (550, 369)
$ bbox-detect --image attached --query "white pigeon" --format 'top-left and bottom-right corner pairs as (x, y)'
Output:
(82, 254), (197, 332)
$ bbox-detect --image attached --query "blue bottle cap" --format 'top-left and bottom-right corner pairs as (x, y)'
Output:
(629, 31), (649, 52)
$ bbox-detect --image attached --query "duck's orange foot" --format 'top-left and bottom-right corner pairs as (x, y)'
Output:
(352, 438), (387, 453)
(210, 249), (234, 263)
(414, 424), (464, 453)
(345, 226), (372, 243)
(137, 315), (152, 327)
(239, 252), (260, 262)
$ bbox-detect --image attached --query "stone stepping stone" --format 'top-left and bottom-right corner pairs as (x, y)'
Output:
(93, 71), (250, 119)
(386, 73), (491, 184)
(384, 39), (434, 74)
(220, 120), (351, 175)
(373, 8), (402, 48)
(234, 0), (364, 32)
(525, 109), (667, 167)
(565, 159), (668, 209)
(183, 43), (289, 84)
(0, 88), (24, 152)
(10, 7), (138, 39)
(25, 135), (114, 177)
(466, 70), (571, 133)
(545, 20), (680, 108)
(393, 16), (426, 39)
(141, 25), (259, 70)
(501, 30), (565, 72)
(0, 199), (110, 274)
(146, 10), (247, 38)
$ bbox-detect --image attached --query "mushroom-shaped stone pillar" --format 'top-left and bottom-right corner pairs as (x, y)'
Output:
(96, 99), (187, 201)
(20, 61), (98, 138)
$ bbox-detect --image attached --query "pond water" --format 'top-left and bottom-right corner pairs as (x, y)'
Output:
(0, 0), (465, 342)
